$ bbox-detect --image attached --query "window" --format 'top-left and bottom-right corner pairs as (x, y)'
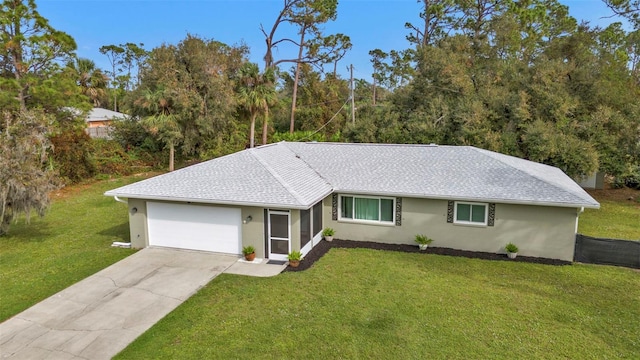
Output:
(340, 195), (394, 224)
(454, 202), (487, 225)
(300, 209), (311, 248)
(312, 201), (322, 236)
(301, 202), (323, 249)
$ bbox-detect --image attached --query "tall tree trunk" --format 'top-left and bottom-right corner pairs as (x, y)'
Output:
(372, 78), (377, 106)
(262, 0), (299, 70)
(290, 29), (307, 133)
(169, 142), (175, 172)
(16, 78), (27, 113)
(422, 0), (430, 47)
(112, 62), (117, 111)
(289, 62), (301, 133)
(11, 5), (26, 112)
(264, 36), (273, 69)
(249, 113), (257, 148)
(262, 106), (270, 146)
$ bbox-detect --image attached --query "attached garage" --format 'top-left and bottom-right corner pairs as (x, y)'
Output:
(147, 202), (241, 254)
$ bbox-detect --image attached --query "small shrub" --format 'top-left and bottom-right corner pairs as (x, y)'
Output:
(414, 234), (434, 245)
(612, 177), (626, 189)
(242, 246), (255, 255)
(505, 243), (519, 253)
(322, 228), (335, 237)
(288, 250), (303, 261)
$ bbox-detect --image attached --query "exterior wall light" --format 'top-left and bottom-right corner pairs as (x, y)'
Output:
(243, 215), (252, 224)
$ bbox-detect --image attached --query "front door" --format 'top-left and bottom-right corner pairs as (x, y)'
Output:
(268, 210), (290, 261)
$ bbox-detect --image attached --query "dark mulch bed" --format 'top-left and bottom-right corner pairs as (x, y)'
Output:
(284, 239), (571, 272)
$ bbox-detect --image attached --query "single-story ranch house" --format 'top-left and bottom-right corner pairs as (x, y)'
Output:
(85, 107), (128, 139)
(105, 142), (599, 262)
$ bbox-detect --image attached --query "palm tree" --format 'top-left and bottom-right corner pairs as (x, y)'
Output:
(134, 88), (182, 171)
(237, 63), (277, 148)
(67, 58), (108, 107)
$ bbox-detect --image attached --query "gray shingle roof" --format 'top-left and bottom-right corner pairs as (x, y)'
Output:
(86, 108), (128, 123)
(105, 142), (599, 209)
(104, 143), (332, 208)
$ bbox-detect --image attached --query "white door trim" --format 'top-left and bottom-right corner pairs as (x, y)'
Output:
(268, 210), (290, 261)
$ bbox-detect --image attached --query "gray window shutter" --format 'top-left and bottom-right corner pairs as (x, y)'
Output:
(332, 194), (338, 220)
(395, 197), (402, 226)
(488, 203), (496, 226)
(447, 201), (454, 223)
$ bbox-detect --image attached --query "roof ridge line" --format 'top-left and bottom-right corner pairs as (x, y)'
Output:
(248, 147), (308, 206)
(301, 141), (451, 148)
(471, 147), (594, 205)
(282, 143), (334, 189)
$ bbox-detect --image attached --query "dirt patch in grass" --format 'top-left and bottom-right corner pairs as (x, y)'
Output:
(50, 171), (162, 200)
(50, 182), (91, 200)
(587, 187), (640, 205)
(286, 239), (570, 272)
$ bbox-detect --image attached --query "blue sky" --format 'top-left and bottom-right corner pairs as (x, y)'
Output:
(38, 0), (629, 80)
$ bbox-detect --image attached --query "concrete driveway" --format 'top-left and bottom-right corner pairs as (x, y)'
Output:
(0, 248), (238, 360)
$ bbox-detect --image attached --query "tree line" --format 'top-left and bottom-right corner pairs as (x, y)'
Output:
(1, 0), (639, 235)
(357, 0), (640, 181)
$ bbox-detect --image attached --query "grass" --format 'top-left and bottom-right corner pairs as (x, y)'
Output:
(0, 175), (148, 322)
(2, 176), (638, 357)
(116, 249), (640, 359)
(579, 188), (640, 240)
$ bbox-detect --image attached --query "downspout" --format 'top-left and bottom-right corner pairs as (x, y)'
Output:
(575, 207), (584, 234)
(112, 196), (133, 248)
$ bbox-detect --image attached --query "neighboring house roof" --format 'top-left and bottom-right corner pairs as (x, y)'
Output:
(86, 108), (128, 123)
(105, 142), (600, 209)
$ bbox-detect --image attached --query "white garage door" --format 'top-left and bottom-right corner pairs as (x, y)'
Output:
(147, 202), (241, 254)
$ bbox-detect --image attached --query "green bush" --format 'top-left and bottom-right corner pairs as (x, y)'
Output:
(242, 246), (255, 255)
(505, 243), (519, 253)
(288, 250), (303, 261)
(110, 117), (155, 149)
(624, 166), (640, 190)
(415, 234), (434, 245)
(271, 130), (341, 143)
(613, 165), (640, 190)
(49, 130), (96, 183)
(91, 139), (139, 176)
(322, 228), (335, 236)
(612, 177), (626, 189)
(106, 117), (168, 170)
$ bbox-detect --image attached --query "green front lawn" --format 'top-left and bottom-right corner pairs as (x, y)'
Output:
(117, 249), (640, 359)
(2, 176), (638, 357)
(0, 176), (146, 322)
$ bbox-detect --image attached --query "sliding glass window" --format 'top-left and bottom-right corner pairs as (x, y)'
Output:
(340, 195), (394, 224)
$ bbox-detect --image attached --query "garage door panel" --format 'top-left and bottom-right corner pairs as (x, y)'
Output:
(147, 202), (241, 254)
